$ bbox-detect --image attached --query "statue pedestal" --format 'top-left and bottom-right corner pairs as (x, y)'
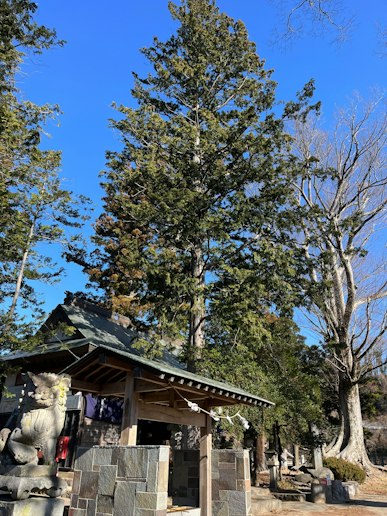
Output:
(0, 495), (64, 515)
(0, 465), (68, 500)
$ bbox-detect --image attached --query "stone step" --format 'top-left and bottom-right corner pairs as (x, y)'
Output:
(251, 486), (272, 498)
(58, 470), (73, 507)
(251, 496), (282, 515)
(58, 471), (74, 481)
(58, 471), (73, 492)
(273, 491), (307, 502)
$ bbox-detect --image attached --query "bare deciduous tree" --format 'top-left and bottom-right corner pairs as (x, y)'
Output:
(270, 0), (353, 43)
(291, 93), (386, 468)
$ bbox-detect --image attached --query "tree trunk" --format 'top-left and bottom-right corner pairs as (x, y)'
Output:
(325, 373), (374, 470)
(323, 423), (344, 458)
(187, 245), (205, 372)
(3, 218), (35, 335)
(338, 377), (373, 469)
(255, 432), (267, 474)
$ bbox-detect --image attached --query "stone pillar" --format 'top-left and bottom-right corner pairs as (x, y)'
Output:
(312, 447), (323, 470)
(310, 424), (323, 470)
(311, 480), (326, 504)
(269, 463), (279, 490)
(265, 450), (279, 490)
(212, 449), (251, 516)
(293, 444), (300, 468)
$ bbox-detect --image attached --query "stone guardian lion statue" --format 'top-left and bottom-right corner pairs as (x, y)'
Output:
(0, 372), (71, 465)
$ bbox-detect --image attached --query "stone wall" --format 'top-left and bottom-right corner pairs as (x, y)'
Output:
(171, 449), (251, 516)
(170, 450), (200, 507)
(70, 445), (251, 516)
(69, 445), (169, 516)
(80, 417), (121, 447)
(212, 450), (251, 516)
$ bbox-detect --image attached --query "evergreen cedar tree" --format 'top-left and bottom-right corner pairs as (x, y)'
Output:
(84, 0), (319, 376)
(0, 0), (89, 351)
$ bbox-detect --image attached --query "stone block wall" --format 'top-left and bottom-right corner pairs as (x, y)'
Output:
(170, 450), (200, 506)
(171, 449), (251, 516)
(212, 450), (251, 516)
(69, 445), (169, 516)
(80, 417), (121, 447)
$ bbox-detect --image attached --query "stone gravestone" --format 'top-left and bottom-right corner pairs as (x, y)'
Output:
(0, 372), (70, 514)
(310, 424), (323, 470)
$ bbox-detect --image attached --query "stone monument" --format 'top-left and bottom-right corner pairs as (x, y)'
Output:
(0, 372), (70, 511)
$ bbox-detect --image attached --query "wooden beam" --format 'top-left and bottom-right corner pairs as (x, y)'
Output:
(138, 402), (206, 427)
(94, 367), (125, 385)
(141, 391), (208, 404)
(71, 359), (100, 378)
(169, 389), (176, 408)
(99, 353), (133, 371)
(100, 381), (126, 396)
(70, 379), (100, 393)
(139, 381), (247, 409)
(84, 364), (106, 382)
(207, 399), (236, 407)
(137, 373), (261, 408)
(160, 382), (235, 404)
(120, 372), (139, 445)
(200, 413), (212, 516)
(142, 399), (209, 410)
(109, 370), (127, 383)
(135, 378), (169, 393)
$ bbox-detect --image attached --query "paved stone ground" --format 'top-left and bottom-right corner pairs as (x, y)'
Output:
(264, 494), (387, 515)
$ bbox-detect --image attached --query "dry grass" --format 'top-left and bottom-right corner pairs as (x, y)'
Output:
(359, 471), (387, 495)
(277, 479), (297, 490)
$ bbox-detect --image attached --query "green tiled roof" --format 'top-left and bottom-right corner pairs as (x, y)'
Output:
(2, 301), (274, 407)
(0, 338), (92, 361)
(1, 303), (183, 370)
(62, 343), (274, 407)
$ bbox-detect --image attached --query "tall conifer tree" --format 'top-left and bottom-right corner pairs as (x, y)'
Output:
(86, 0), (316, 370)
(0, 1), (89, 350)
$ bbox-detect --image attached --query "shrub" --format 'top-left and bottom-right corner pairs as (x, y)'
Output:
(323, 457), (366, 484)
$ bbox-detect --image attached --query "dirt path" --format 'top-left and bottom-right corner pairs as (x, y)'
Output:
(256, 471), (387, 515)
(270, 495), (387, 515)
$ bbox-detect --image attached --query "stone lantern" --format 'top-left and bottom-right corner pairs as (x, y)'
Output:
(264, 449), (279, 490)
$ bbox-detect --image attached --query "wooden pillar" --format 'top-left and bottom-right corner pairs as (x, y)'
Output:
(120, 372), (139, 445)
(200, 413), (212, 516)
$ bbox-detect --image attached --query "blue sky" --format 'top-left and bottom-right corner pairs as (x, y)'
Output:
(17, 0), (386, 341)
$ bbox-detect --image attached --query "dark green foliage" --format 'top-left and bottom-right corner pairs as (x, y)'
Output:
(203, 315), (324, 442)
(81, 0), (317, 370)
(0, 0), (64, 90)
(360, 376), (387, 419)
(323, 457), (366, 484)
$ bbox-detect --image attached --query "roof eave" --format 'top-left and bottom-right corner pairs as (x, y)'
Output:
(61, 345), (274, 408)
